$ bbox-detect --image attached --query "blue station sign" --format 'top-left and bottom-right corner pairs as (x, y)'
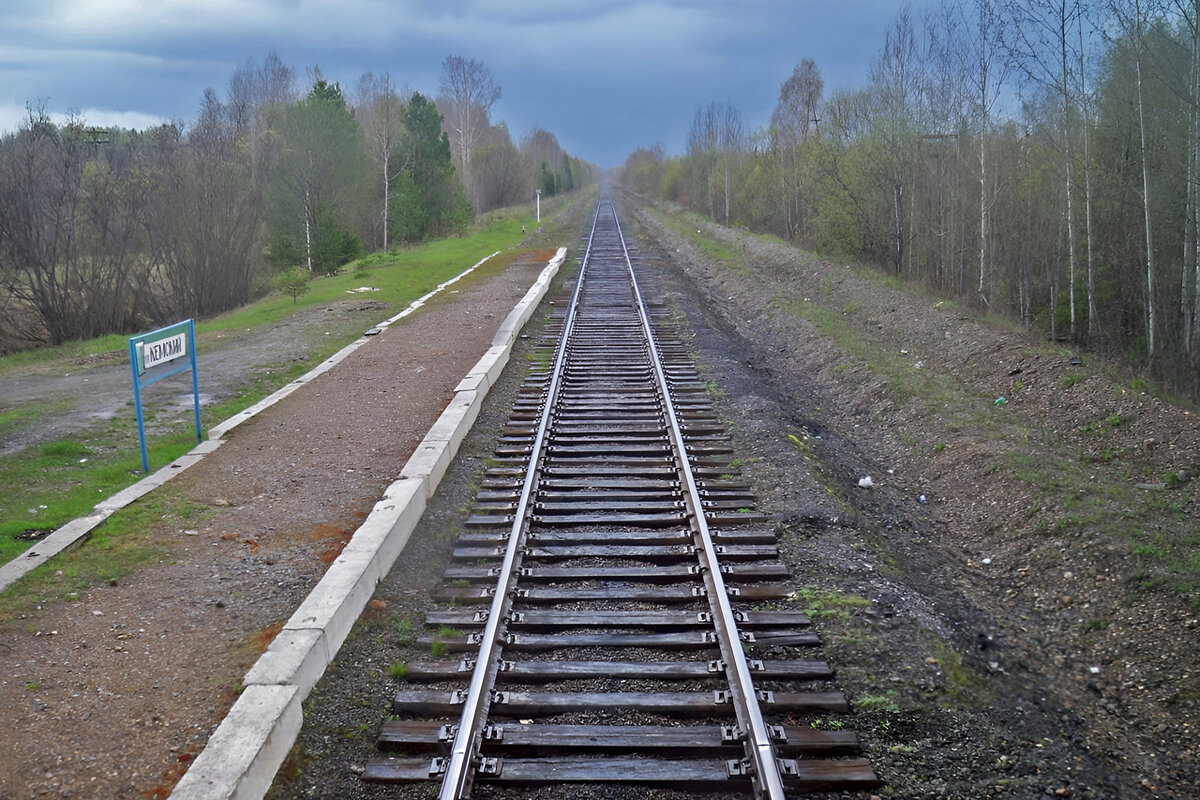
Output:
(128, 319), (201, 472)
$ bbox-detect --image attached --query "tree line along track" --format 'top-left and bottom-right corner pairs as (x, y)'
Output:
(361, 195), (881, 797)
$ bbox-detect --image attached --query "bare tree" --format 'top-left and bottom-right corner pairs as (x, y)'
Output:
(770, 59), (824, 238)
(145, 88), (262, 317)
(1163, 0), (1200, 366)
(0, 107), (150, 343)
(438, 55), (501, 213)
(870, 6), (927, 273)
(226, 51), (296, 185)
(471, 122), (528, 213)
(1190, 0), (1200, 364)
(1106, 0), (1159, 359)
(969, 0), (1009, 306)
(923, 2), (972, 293)
(521, 126), (565, 193)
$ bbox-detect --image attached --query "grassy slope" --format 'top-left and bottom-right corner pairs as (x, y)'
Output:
(0, 203), (551, 566)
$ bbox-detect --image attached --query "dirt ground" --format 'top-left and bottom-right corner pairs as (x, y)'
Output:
(2, 187), (1198, 800)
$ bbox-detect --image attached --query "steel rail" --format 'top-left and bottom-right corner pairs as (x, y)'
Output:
(436, 201), (605, 800)
(610, 200), (789, 800)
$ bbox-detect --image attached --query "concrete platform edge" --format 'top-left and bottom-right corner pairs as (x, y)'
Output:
(167, 246), (565, 800)
(0, 252), (506, 595)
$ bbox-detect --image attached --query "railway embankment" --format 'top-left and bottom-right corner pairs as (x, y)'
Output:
(628, 196), (1200, 798)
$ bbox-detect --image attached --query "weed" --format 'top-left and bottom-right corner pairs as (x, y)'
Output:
(809, 718), (845, 730)
(25, 682), (41, 691)
(430, 625), (460, 658)
(790, 587), (871, 620)
(386, 662), (408, 679)
(1059, 374), (1084, 387)
(395, 618), (416, 646)
(925, 638), (991, 706)
(857, 692), (901, 712)
(40, 440), (90, 458)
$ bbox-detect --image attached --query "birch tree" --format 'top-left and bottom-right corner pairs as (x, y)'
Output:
(1006, 0), (1085, 338)
(268, 76), (368, 274)
(688, 101), (746, 224)
(355, 71), (407, 251)
(438, 55), (501, 213)
(770, 59), (824, 238)
(1107, 0), (1159, 358)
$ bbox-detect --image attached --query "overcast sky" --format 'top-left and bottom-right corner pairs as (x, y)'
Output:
(0, 0), (928, 167)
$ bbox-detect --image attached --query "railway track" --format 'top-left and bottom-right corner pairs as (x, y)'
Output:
(362, 197), (881, 797)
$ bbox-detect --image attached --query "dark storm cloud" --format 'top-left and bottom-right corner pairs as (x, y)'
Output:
(0, 0), (928, 166)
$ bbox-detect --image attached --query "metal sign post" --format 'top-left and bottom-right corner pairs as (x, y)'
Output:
(128, 319), (201, 472)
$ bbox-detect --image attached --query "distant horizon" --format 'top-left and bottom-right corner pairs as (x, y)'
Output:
(0, 0), (935, 167)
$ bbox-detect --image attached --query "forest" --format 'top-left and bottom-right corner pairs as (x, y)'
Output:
(0, 53), (595, 352)
(621, 0), (1200, 398)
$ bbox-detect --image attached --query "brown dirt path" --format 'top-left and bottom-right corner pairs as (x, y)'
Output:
(0, 248), (559, 800)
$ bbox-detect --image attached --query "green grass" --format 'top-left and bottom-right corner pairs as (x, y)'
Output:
(0, 209), (539, 379)
(430, 625), (461, 658)
(0, 432), (200, 564)
(0, 400), (72, 440)
(1007, 446), (1200, 601)
(192, 212), (534, 340)
(856, 691), (901, 712)
(0, 493), (200, 622)
(653, 213), (744, 269)
(395, 618), (416, 646)
(0, 210), (547, 567)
